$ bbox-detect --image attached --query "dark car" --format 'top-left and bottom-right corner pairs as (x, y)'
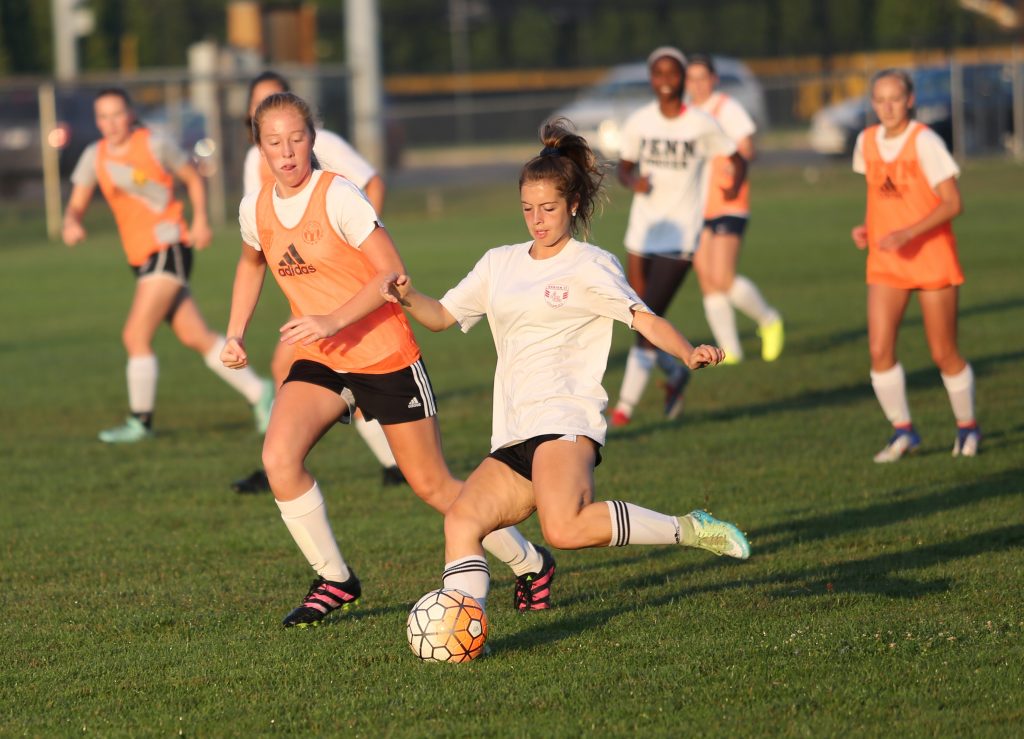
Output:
(809, 63), (1014, 156)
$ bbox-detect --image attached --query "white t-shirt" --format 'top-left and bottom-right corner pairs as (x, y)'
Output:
(698, 92), (756, 142)
(238, 169), (381, 252)
(439, 239), (651, 452)
(243, 128), (377, 197)
(619, 101), (736, 256)
(852, 122), (960, 190)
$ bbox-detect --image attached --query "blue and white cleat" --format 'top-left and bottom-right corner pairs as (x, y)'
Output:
(873, 426), (921, 463)
(98, 416), (154, 444)
(952, 425), (981, 458)
(253, 378), (275, 434)
(686, 509), (751, 560)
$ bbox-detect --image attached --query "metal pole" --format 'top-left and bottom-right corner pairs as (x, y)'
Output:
(448, 0), (473, 144)
(51, 0), (78, 80)
(950, 59), (967, 160)
(39, 83), (63, 240)
(344, 0), (385, 170)
(187, 42), (227, 226)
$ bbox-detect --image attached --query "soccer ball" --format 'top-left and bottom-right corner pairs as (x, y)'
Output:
(407, 588), (488, 662)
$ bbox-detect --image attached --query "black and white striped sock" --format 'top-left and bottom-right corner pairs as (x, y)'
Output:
(442, 555), (490, 612)
(606, 500), (681, 546)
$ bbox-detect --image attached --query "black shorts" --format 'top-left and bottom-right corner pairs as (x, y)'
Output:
(489, 434), (603, 481)
(284, 358), (437, 425)
(132, 243), (193, 284)
(703, 215), (748, 237)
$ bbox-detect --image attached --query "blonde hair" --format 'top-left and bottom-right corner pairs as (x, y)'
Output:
(251, 92), (321, 169)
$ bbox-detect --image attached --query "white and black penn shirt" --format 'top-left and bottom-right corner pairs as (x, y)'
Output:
(619, 101), (736, 256)
(440, 239), (651, 452)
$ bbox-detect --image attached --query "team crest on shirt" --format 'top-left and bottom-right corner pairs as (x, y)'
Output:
(302, 220), (323, 244)
(544, 283), (569, 308)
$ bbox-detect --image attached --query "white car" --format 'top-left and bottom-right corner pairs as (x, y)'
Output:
(552, 57), (769, 160)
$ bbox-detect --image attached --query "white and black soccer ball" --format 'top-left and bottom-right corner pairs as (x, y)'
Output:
(406, 588), (487, 663)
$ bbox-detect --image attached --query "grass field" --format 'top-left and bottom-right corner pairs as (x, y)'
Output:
(1, 158), (1022, 737)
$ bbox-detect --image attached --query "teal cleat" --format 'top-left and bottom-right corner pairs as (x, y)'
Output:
(98, 416), (154, 444)
(685, 509), (751, 560)
(253, 379), (275, 434)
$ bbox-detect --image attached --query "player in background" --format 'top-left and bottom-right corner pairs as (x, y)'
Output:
(382, 119), (750, 625)
(851, 69), (980, 462)
(61, 88), (273, 443)
(686, 53), (784, 365)
(608, 46), (746, 427)
(231, 71), (403, 494)
(222, 92), (554, 627)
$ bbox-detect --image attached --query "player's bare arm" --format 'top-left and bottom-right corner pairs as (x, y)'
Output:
(632, 309), (724, 369)
(62, 183), (94, 246)
(380, 273), (456, 332)
(618, 159), (651, 194)
(280, 226), (406, 346)
(722, 151), (748, 201)
(175, 161), (212, 249)
(223, 244), (268, 369)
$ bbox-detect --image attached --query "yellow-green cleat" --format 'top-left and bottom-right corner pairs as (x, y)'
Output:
(253, 379), (275, 434)
(684, 509), (750, 559)
(758, 317), (785, 362)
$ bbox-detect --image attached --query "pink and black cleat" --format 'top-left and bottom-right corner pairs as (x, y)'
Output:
(514, 546), (556, 612)
(282, 572), (361, 628)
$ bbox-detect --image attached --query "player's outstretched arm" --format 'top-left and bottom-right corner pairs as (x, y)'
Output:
(62, 183), (94, 246)
(632, 310), (724, 370)
(223, 244), (267, 369)
(380, 273), (456, 332)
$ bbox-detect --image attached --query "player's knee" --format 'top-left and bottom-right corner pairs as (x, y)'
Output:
(443, 497), (486, 541)
(539, 518), (585, 551)
(405, 467), (457, 512)
(261, 441), (298, 479)
(931, 346), (962, 373)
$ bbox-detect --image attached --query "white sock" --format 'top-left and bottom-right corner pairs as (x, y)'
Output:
(203, 335), (266, 404)
(126, 355), (158, 413)
(482, 527), (542, 577)
(941, 363), (976, 425)
(276, 481), (351, 583)
(606, 501), (682, 546)
(703, 292), (743, 360)
(354, 415), (398, 467)
(616, 347), (656, 414)
(870, 363), (912, 426)
(442, 555), (489, 612)
(729, 275), (778, 326)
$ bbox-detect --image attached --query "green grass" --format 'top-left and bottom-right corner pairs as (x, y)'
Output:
(1, 159), (1022, 737)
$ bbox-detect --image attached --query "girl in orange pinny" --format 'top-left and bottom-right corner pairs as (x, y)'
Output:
(851, 69), (980, 462)
(221, 93), (551, 627)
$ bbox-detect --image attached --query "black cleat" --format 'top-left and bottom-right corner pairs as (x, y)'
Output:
(282, 572), (361, 628)
(231, 469), (271, 494)
(381, 465), (407, 487)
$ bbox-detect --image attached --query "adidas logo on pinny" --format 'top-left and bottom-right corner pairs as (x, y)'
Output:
(278, 244), (318, 277)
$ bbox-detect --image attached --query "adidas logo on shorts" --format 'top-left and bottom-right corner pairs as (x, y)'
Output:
(407, 397), (422, 409)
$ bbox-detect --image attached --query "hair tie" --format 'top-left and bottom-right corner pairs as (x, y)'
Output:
(540, 145), (562, 157)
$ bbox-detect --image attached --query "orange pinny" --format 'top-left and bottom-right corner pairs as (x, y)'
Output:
(862, 122), (963, 290)
(703, 94), (749, 220)
(94, 128), (187, 266)
(255, 173), (421, 374)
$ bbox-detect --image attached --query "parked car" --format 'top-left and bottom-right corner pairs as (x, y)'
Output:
(552, 56), (769, 160)
(808, 63), (1014, 156)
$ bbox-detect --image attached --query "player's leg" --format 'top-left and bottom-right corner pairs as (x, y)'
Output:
(99, 274), (184, 442)
(442, 458), (537, 613)
(919, 285), (979, 456)
(611, 254), (653, 426)
(382, 415), (545, 580)
(169, 293), (273, 432)
(696, 226), (743, 363)
(867, 284), (919, 462)
(530, 437), (749, 557)
(718, 219), (785, 362)
(263, 375), (360, 626)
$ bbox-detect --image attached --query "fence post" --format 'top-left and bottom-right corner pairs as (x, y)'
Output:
(950, 59), (966, 161)
(188, 42), (227, 227)
(39, 83), (62, 241)
(1013, 46), (1024, 162)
